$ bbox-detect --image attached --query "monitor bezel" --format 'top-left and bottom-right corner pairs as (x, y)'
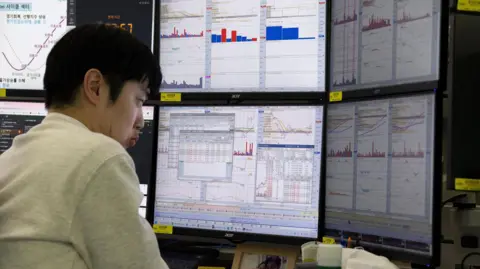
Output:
(143, 103), (159, 225)
(324, 89), (442, 266)
(151, 101), (327, 245)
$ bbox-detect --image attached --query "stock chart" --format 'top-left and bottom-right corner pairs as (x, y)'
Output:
(0, 0), (154, 90)
(154, 105), (323, 238)
(159, 0), (327, 92)
(331, 0), (441, 91)
(325, 93), (435, 254)
(0, 0), (68, 90)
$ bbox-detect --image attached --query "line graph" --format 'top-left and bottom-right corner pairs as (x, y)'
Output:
(391, 96), (427, 162)
(395, 0), (435, 80)
(266, 0), (317, 18)
(206, 182), (247, 203)
(356, 101), (388, 159)
(212, 0), (259, 18)
(156, 180), (203, 201)
(2, 18), (65, 71)
(332, 0), (359, 87)
(355, 101), (388, 213)
(160, 17), (205, 91)
(326, 159), (354, 209)
(360, 0), (393, 84)
(390, 158), (426, 216)
(160, 0), (205, 19)
(327, 105), (354, 158)
(262, 108), (315, 145)
(0, 0), (68, 89)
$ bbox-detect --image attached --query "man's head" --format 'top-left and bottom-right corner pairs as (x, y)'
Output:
(44, 24), (161, 148)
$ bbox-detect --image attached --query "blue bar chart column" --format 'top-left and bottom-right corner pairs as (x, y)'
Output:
(259, 0), (267, 89)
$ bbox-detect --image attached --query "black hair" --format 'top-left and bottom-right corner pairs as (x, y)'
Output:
(44, 23), (161, 109)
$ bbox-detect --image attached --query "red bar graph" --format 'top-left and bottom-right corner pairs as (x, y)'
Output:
(362, 14), (391, 32)
(221, 28), (227, 42)
(328, 142), (353, 157)
(234, 141), (254, 156)
(392, 141), (425, 158)
(211, 28), (257, 43)
(357, 141), (385, 158)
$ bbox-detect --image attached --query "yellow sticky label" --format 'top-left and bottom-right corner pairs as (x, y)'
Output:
(160, 93), (181, 102)
(455, 178), (480, 191)
(0, 89), (6, 97)
(329, 91), (343, 102)
(458, 0), (480, 12)
(153, 224), (173, 234)
(322, 237), (336, 244)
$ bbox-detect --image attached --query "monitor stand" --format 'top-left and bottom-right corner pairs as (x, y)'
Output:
(232, 243), (299, 269)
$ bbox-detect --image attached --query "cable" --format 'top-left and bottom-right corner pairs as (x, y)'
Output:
(442, 193), (468, 207)
(460, 252), (480, 269)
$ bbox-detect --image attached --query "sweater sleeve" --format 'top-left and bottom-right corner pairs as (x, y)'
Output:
(71, 153), (169, 269)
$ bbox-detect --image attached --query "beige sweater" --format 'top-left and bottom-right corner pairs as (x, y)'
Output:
(0, 113), (169, 269)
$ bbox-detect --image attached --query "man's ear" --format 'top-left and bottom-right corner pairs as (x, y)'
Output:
(82, 68), (104, 105)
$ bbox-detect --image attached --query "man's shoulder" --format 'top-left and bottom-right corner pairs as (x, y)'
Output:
(65, 131), (132, 168)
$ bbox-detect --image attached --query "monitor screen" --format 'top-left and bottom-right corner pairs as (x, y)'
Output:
(154, 105), (323, 239)
(127, 106), (155, 218)
(0, 0), (69, 90)
(159, 0), (327, 93)
(0, 0), (155, 91)
(74, 0), (155, 50)
(325, 93), (435, 257)
(0, 101), (46, 154)
(330, 0), (441, 91)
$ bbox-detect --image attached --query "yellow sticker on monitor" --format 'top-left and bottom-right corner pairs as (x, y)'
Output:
(329, 91), (343, 102)
(153, 224), (173, 234)
(455, 178), (480, 191)
(0, 89), (6, 97)
(458, 0), (480, 12)
(160, 93), (181, 102)
(322, 237), (336, 244)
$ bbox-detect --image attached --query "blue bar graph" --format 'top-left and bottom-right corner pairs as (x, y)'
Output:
(266, 26), (315, 41)
(211, 34), (256, 43)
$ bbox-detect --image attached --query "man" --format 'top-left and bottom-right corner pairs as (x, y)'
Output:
(0, 24), (169, 269)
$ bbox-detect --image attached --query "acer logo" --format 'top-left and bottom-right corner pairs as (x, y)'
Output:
(231, 94), (240, 99)
(224, 233), (234, 238)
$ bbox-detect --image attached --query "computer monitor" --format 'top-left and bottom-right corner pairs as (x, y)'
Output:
(154, 105), (324, 241)
(159, 0), (327, 93)
(127, 106), (155, 218)
(330, 0), (442, 91)
(73, 0), (155, 50)
(0, 101), (46, 153)
(0, 1), (69, 90)
(325, 92), (439, 264)
(0, 0), (155, 91)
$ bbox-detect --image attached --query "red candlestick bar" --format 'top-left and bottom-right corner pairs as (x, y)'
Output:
(232, 30), (237, 42)
(221, 28), (227, 42)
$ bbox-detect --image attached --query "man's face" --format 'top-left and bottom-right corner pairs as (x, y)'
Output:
(80, 69), (149, 149)
(101, 80), (148, 149)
